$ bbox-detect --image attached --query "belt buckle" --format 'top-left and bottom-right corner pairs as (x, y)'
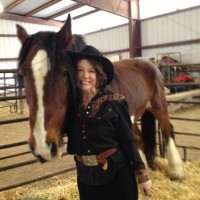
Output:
(82, 155), (98, 166)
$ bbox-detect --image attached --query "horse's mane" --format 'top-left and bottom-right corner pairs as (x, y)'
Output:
(18, 32), (86, 71)
(67, 34), (87, 52)
(19, 31), (57, 67)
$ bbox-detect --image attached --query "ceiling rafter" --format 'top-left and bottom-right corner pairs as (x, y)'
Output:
(25, 0), (62, 17)
(0, 13), (64, 27)
(46, 3), (84, 20)
(0, 0), (139, 29)
(72, 0), (132, 19)
(73, 8), (99, 20)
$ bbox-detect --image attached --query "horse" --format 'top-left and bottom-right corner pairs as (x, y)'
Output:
(16, 15), (184, 180)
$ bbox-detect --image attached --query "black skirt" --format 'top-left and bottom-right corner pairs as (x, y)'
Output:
(77, 162), (138, 200)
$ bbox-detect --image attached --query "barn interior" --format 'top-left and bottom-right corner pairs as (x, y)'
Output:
(0, 1), (200, 199)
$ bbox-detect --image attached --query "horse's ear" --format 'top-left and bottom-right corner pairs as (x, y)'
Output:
(56, 14), (72, 48)
(16, 24), (29, 44)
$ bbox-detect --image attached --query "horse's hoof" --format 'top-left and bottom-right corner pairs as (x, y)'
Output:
(167, 167), (185, 181)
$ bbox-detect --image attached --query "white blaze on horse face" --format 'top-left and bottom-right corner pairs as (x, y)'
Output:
(31, 49), (51, 160)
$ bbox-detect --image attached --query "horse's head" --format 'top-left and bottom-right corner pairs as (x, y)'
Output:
(16, 15), (78, 162)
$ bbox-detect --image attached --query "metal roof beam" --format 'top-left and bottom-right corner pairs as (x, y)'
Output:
(0, 13), (63, 27)
(47, 3), (84, 20)
(73, 9), (99, 20)
(72, 0), (138, 19)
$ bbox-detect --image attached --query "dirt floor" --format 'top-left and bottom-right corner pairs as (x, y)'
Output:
(0, 100), (200, 196)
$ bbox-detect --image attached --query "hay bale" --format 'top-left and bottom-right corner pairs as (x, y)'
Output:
(147, 158), (200, 200)
(0, 175), (79, 200)
(0, 158), (200, 200)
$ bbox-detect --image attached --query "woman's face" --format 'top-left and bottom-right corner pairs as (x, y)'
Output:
(77, 59), (97, 92)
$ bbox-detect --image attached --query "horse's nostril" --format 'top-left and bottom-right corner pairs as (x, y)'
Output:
(37, 155), (47, 163)
(50, 142), (58, 157)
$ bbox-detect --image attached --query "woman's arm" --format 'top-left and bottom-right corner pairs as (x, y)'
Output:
(115, 98), (145, 171)
(114, 98), (152, 195)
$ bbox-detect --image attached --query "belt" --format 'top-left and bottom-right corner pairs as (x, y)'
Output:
(75, 147), (118, 170)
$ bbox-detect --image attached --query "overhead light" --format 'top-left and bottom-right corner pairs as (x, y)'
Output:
(0, 2), (4, 13)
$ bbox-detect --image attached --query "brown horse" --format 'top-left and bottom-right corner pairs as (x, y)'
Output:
(16, 15), (184, 179)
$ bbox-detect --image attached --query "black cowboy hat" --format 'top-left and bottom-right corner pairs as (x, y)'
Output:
(67, 45), (114, 85)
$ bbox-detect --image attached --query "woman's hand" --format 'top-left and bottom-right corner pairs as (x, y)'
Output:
(138, 179), (152, 197)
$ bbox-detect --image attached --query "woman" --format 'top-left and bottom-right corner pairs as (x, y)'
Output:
(67, 45), (152, 200)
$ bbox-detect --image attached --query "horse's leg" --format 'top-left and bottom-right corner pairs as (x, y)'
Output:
(152, 108), (184, 179)
(140, 110), (156, 169)
(131, 115), (148, 166)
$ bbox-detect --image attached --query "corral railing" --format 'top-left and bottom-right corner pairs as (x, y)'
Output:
(158, 116), (200, 161)
(0, 92), (200, 192)
(0, 133), (76, 192)
(0, 117), (76, 192)
(0, 69), (24, 114)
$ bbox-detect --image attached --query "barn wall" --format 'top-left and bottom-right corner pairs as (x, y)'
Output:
(84, 25), (130, 60)
(141, 7), (200, 64)
(0, 6), (200, 66)
(0, 19), (59, 69)
(83, 6), (200, 64)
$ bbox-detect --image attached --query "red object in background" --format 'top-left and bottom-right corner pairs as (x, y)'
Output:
(172, 73), (195, 83)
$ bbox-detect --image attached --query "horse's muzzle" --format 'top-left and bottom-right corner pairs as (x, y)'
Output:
(29, 141), (59, 163)
(37, 155), (47, 163)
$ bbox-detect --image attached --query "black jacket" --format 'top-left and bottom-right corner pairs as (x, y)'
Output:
(67, 87), (145, 172)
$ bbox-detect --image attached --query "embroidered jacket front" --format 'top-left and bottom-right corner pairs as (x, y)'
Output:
(67, 87), (145, 172)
